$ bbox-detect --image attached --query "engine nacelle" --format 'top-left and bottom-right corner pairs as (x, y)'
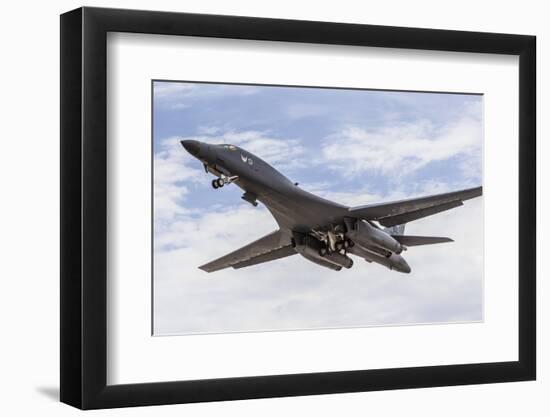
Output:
(323, 251), (353, 269)
(344, 217), (403, 255)
(293, 233), (353, 269)
(299, 252), (342, 271)
(349, 243), (411, 273)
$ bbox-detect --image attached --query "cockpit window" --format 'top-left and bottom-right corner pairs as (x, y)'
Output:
(222, 144), (237, 151)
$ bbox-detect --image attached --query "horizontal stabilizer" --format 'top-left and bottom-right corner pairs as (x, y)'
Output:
(392, 235), (454, 246)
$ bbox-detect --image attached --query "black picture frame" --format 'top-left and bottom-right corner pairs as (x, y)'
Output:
(60, 6), (536, 410)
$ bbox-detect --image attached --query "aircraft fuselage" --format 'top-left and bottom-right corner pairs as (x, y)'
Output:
(181, 139), (412, 273)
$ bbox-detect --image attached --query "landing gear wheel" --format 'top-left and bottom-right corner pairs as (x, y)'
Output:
(212, 179), (218, 189)
(343, 240), (350, 249)
(335, 241), (344, 251)
(319, 247), (328, 257)
(216, 178), (225, 188)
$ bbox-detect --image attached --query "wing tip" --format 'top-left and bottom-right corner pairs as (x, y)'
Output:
(471, 185), (483, 197)
(198, 265), (215, 273)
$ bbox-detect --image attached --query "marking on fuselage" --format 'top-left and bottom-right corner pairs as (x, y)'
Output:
(241, 154), (254, 166)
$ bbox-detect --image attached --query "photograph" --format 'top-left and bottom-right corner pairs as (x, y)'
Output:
(152, 80), (484, 336)
(54, 4), (537, 412)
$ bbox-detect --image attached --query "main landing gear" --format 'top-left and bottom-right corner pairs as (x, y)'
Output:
(319, 238), (353, 257)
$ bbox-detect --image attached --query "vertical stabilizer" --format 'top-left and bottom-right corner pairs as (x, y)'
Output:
(384, 223), (406, 235)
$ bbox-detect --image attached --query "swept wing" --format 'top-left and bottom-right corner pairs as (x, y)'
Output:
(199, 230), (296, 273)
(349, 186), (482, 227)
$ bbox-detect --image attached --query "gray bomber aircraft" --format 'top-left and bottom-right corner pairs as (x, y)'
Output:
(181, 139), (482, 274)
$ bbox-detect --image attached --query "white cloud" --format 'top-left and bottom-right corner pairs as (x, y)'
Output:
(154, 136), (204, 225)
(154, 82), (260, 109)
(154, 82), (197, 98)
(154, 203), (276, 254)
(180, 129), (306, 170)
(152, 97), (483, 336)
(307, 186), (383, 207)
(153, 129), (305, 254)
(299, 179), (462, 208)
(222, 131), (305, 169)
(196, 126), (222, 135)
(321, 107), (482, 178)
(153, 182), (483, 335)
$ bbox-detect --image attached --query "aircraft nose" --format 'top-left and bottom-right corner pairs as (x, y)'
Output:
(181, 140), (201, 156)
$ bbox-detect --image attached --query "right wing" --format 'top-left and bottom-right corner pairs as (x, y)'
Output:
(199, 229), (296, 273)
(349, 186), (482, 227)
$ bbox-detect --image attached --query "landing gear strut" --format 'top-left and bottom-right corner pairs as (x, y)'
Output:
(211, 174), (239, 189)
(211, 178), (227, 188)
(319, 239), (353, 257)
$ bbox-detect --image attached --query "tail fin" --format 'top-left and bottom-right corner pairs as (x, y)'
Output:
(385, 223), (405, 235)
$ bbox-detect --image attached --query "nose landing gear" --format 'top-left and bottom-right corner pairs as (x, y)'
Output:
(212, 178), (225, 189)
(211, 174), (239, 189)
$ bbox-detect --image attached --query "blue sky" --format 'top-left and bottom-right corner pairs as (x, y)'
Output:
(152, 81), (483, 335)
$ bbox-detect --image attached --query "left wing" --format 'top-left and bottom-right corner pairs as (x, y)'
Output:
(348, 186), (482, 227)
(199, 229), (296, 273)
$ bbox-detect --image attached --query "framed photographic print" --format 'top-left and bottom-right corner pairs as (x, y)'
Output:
(60, 6), (536, 409)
